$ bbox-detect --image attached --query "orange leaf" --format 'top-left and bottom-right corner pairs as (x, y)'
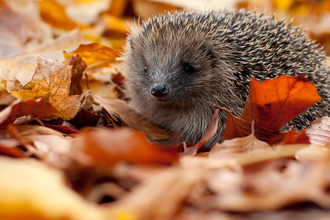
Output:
(219, 107), (289, 145)
(63, 43), (120, 69)
(102, 14), (129, 37)
(39, 0), (88, 31)
(280, 129), (310, 145)
(75, 128), (178, 167)
(241, 76), (321, 130)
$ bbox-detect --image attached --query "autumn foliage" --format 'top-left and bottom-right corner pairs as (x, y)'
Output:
(1, 0), (330, 220)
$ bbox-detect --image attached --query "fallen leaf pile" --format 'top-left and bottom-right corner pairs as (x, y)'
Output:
(2, 0), (330, 219)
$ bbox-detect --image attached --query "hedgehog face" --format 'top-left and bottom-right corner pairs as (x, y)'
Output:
(124, 30), (219, 112)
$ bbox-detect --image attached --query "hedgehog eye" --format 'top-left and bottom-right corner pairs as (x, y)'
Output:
(183, 63), (195, 73)
(144, 66), (148, 73)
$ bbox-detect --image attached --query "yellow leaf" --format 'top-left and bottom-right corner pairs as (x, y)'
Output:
(63, 43), (120, 69)
(0, 156), (106, 220)
(39, 0), (89, 31)
(10, 56), (81, 120)
(102, 14), (129, 35)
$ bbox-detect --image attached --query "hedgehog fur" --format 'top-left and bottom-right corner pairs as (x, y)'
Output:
(123, 9), (330, 148)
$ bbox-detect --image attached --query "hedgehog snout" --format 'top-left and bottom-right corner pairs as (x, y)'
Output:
(151, 83), (169, 97)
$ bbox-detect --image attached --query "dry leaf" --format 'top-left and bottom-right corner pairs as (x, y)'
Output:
(74, 128), (178, 168)
(29, 134), (74, 169)
(279, 129), (310, 145)
(64, 43), (121, 69)
(101, 14), (129, 37)
(241, 76), (321, 130)
(39, 0), (89, 31)
(209, 129), (270, 159)
(69, 108), (100, 129)
(67, 55), (87, 95)
(0, 156), (107, 220)
(112, 167), (206, 220)
(295, 144), (330, 162)
(93, 95), (170, 140)
(219, 107), (288, 145)
(197, 157), (330, 212)
(0, 99), (56, 130)
(9, 56), (81, 120)
(305, 117), (330, 146)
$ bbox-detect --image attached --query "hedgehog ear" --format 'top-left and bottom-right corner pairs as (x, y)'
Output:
(206, 46), (216, 69)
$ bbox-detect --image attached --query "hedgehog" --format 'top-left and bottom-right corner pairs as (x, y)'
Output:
(122, 9), (330, 148)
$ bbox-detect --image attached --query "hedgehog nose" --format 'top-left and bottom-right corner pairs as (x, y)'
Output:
(151, 83), (169, 97)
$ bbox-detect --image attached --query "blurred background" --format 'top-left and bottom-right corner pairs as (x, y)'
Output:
(2, 0), (330, 56)
(0, 0), (330, 56)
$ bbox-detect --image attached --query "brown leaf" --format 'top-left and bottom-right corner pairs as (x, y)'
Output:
(112, 167), (206, 220)
(9, 56), (81, 120)
(43, 121), (80, 134)
(209, 127), (270, 159)
(69, 108), (100, 129)
(67, 55), (87, 95)
(74, 128), (178, 168)
(28, 134), (74, 169)
(111, 72), (126, 88)
(199, 157), (330, 212)
(241, 76), (321, 130)
(93, 95), (170, 140)
(0, 99), (56, 130)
